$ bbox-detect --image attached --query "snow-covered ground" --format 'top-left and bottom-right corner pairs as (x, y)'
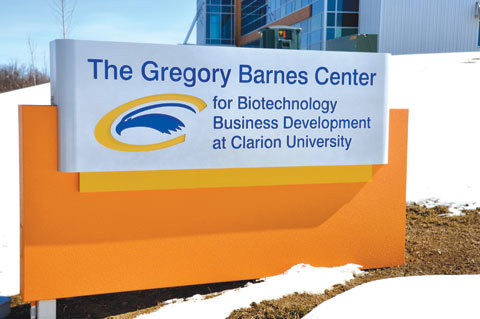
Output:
(390, 52), (480, 214)
(0, 52), (479, 318)
(137, 264), (362, 319)
(303, 275), (480, 319)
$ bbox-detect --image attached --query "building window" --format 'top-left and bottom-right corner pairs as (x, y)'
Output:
(326, 28), (335, 40)
(336, 13), (358, 27)
(311, 0), (324, 15)
(235, 0), (359, 49)
(201, 0), (235, 46)
(476, 2), (480, 46)
(210, 14), (221, 39)
(327, 0), (336, 11)
(478, 22), (480, 47)
(337, 0), (358, 12)
(327, 13), (335, 26)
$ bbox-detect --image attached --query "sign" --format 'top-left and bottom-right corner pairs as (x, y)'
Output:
(19, 105), (408, 301)
(50, 40), (390, 172)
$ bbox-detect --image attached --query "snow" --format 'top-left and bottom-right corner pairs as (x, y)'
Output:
(136, 264), (362, 319)
(0, 83), (50, 296)
(303, 275), (480, 319)
(389, 52), (480, 214)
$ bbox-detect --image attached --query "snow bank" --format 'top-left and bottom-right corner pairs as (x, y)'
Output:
(137, 264), (362, 319)
(390, 52), (480, 213)
(303, 274), (480, 319)
(0, 84), (50, 296)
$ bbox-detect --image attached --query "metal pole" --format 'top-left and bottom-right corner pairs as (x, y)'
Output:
(184, 2), (204, 44)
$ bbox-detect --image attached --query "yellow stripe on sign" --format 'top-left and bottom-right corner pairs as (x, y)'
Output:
(79, 165), (372, 192)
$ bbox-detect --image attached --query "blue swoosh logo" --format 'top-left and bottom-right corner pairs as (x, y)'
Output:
(115, 103), (197, 136)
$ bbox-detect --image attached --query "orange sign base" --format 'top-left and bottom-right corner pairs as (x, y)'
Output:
(20, 106), (408, 301)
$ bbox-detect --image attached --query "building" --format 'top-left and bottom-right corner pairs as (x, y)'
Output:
(360, 0), (480, 54)
(196, 0), (359, 50)
(196, 0), (480, 54)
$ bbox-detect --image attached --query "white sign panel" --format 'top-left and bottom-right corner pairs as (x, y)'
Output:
(50, 39), (389, 172)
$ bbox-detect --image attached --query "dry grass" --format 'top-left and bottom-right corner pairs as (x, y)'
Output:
(227, 205), (480, 319)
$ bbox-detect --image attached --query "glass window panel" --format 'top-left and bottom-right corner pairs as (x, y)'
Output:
(207, 5), (221, 12)
(310, 29), (322, 44)
(301, 0), (311, 7)
(326, 27), (335, 40)
(311, 14), (323, 31)
(311, 0), (324, 15)
(274, 8), (280, 19)
(269, 0), (276, 10)
(328, 0), (336, 11)
(211, 0), (220, 4)
(221, 14), (232, 39)
(337, 0), (358, 11)
(206, 14), (211, 38)
(287, 1), (294, 14)
(478, 23), (480, 46)
(336, 13), (358, 27)
(222, 0), (232, 4)
(327, 13), (335, 26)
(266, 13), (272, 24)
(210, 14), (221, 39)
(335, 28), (342, 38)
(222, 5), (234, 13)
(301, 33), (308, 47)
(311, 43), (321, 50)
(301, 19), (310, 33)
(296, 0), (301, 10)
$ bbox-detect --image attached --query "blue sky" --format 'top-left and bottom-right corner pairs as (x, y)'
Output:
(0, 0), (196, 70)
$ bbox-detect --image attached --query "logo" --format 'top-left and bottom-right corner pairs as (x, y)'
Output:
(95, 94), (206, 152)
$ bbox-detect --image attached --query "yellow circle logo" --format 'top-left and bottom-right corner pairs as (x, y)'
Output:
(94, 94), (207, 152)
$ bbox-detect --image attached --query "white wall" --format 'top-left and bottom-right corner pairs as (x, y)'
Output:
(359, 0), (382, 35)
(360, 0), (480, 54)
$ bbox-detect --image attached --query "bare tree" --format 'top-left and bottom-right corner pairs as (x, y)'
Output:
(0, 61), (50, 93)
(43, 49), (48, 77)
(27, 35), (37, 85)
(50, 0), (77, 39)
